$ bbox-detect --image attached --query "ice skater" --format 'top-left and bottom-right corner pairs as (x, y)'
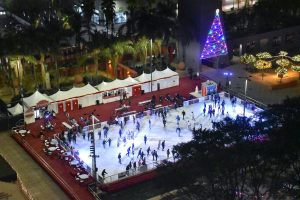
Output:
(161, 140), (165, 151)
(192, 112), (195, 121)
(187, 120), (191, 130)
(118, 153), (122, 164)
(144, 135), (147, 145)
(108, 138), (112, 147)
(182, 110), (186, 120)
(167, 149), (170, 158)
(101, 169), (107, 178)
(148, 119), (151, 129)
(98, 130), (101, 140)
(119, 128), (122, 138)
(147, 146), (151, 156)
(176, 126), (181, 137)
(157, 140), (161, 150)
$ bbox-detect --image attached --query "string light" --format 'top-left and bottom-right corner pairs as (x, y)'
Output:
(201, 9), (228, 59)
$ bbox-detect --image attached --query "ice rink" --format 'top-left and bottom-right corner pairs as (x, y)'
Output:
(73, 93), (261, 181)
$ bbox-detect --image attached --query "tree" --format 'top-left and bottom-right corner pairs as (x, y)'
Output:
(111, 40), (135, 78)
(240, 53), (256, 70)
(291, 65), (300, 80)
(254, 60), (272, 80)
(101, 0), (116, 39)
(200, 9), (228, 59)
(134, 36), (150, 71)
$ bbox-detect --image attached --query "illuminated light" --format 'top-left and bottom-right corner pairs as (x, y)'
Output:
(200, 9), (228, 59)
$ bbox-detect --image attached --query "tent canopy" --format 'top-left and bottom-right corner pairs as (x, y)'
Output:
(135, 68), (178, 83)
(50, 83), (98, 101)
(97, 78), (139, 92)
(7, 103), (23, 116)
(23, 90), (53, 107)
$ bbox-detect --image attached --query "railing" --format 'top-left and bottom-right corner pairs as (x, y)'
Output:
(223, 87), (269, 110)
(102, 157), (175, 184)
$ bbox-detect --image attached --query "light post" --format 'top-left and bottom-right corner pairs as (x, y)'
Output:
(238, 76), (251, 117)
(223, 72), (233, 88)
(85, 110), (100, 190)
(150, 39), (153, 92)
(16, 58), (25, 123)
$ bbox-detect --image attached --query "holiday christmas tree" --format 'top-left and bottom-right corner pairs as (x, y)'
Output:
(200, 9), (228, 59)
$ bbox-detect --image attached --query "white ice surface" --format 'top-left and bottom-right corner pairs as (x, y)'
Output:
(72, 95), (260, 179)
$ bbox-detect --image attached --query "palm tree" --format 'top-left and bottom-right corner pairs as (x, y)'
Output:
(134, 36), (150, 71)
(111, 40), (135, 77)
(101, 0), (116, 39)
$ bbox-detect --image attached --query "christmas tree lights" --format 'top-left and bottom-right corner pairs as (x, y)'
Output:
(200, 9), (228, 59)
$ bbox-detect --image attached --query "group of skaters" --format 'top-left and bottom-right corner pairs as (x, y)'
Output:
(119, 138), (178, 174)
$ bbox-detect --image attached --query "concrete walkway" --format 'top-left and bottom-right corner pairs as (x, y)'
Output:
(200, 64), (300, 105)
(0, 131), (70, 200)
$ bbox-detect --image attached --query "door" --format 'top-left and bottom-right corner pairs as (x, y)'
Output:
(132, 85), (141, 96)
(72, 99), (79, 110)
(58, 102), (64, 113)
(65, 101), (72, 112)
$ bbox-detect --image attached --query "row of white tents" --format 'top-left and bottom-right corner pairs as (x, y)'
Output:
(7, 68), (179, 124)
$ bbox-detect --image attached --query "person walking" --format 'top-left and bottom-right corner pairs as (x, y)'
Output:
(182, 110), (186, 120)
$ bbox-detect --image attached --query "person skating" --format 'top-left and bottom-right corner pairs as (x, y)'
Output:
(192, 111), (195, 121)
(101, 169), (107, 178)
(154, 150), (158, 161)
(108, 138), (112, 147)
(167, 149), (170, 158)
(182, 110), (186, 120)
(119, 128), (122, 138)
(163, 118), (166, 127)
(148, 119), (151, 129)
(157, 140), (161, 150)
(176, 126), (181, 137)
(98, 130), (101, 140)
(133, 161), (137, 171)
(187, 120), (191, 130)
(126, 147), (131, 156)
(152, 150), (155, 160)
(118, 153), (122, 164)
(147, 146), (151, 156)
(161, 140), (165, 151)
(102, 139), (106, 148)
(144, 135), (147, 145)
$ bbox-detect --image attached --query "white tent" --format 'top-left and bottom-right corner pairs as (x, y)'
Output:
(135, 68), (179, 92)
(162, 67), (178, 77)
(23, 90), (53, 108)
(97, 78), (139, 92)
(48, 84), (99, 111)
(7, 103), (23, 116)
(135, 73), (151, 82)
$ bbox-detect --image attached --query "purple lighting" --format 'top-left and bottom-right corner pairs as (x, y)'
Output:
(200, 9), (228, 59)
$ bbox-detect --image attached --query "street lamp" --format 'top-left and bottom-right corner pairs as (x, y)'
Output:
(84, 110), (100, 190)
(223, 72), (233, 88)
(238, 76), (252, 117)
(150, 39), (153, 92)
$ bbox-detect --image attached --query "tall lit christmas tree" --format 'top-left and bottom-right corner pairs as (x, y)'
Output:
(200, 9), (228, 59)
